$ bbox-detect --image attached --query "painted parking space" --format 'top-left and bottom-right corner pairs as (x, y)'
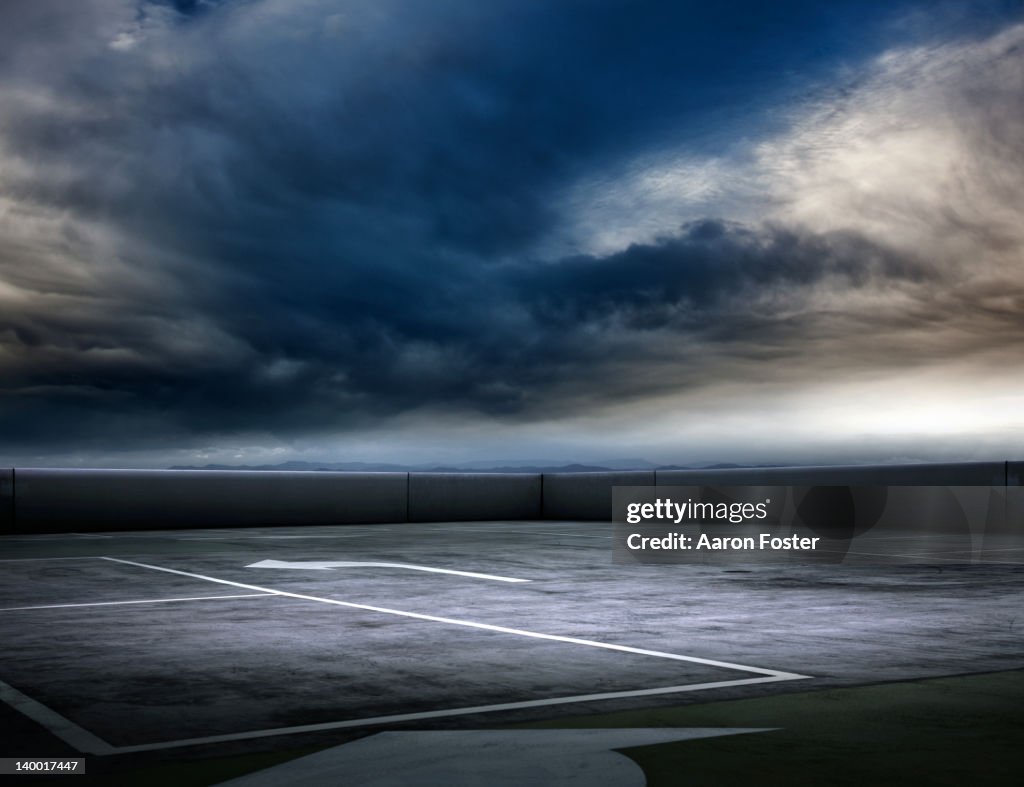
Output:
(1, 520), (1023, 765)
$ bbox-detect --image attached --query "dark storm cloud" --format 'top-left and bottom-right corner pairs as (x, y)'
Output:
(0, 213), (946, 449)
(154, 0), (223, 15)
(0, 0), (912, 252)
(0, 0), (1022, 457)
(514, 221), (930, 329)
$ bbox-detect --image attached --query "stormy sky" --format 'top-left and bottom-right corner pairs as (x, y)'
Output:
(1, 0), (1023, 468)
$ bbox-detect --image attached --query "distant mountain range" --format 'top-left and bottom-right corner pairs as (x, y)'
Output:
(167, 459), (762, 473)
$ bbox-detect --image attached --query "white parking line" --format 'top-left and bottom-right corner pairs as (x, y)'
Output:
(100, 556), (806, 678)
(0, 556), (105, 562)
(246, 559), (529, 582)
(0, 678), (115, 755)
(0, 593), (276, 612)
(492, 529), (613, 539)
(179, 533), (382, 541)
(417, 525), (613, 538)
(0, 554), (810, 754)
(111, 674), (797, 754)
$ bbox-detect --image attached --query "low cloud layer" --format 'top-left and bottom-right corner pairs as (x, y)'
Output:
(1, 1), (1022, 465)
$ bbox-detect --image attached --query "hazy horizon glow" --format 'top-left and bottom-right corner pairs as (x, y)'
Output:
(1, 1), (1023, 468)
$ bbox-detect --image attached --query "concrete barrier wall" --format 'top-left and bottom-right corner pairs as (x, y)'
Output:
(1, 469), (12, 533)
(542, 471), (656, 521)
(1, 462), (1019, 533)
(13, 469), (407, 533)
(656, 461), (1008, 487)
(409, 473), (541, 522)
